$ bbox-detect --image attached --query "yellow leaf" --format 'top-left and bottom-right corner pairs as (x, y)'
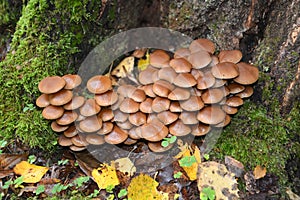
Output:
(137, 51), (150, 71)
(92, 164), (120, 190)
(253, 165), (267, 179)
(13, 161), (48, 183)
(111, 56), (135, 78)
(127, 174), (164, 200)
(111, 157), (136, 177)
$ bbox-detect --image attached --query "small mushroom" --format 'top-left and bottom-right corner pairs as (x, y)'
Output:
(189, 38), (215, 54)
(236, 86), (254, 98)
(233, 62), (259, 85)
(180, 95), (204, 111)
(87, 75), (112, 94)
(197, 106), (226, 125)
(128, 127), (142, 140)
(104, 126), (128, 144)
(49, 89), (73, 106)
(71, 134), (89, 147)
(38, 76), (66, 94)
(225, 96), (244, 107)
(158, 67), (177, 83)
(214, 114), (231, 127)
(36, 94), (50, 108)
(157, 111), (178, 125)
(169, 101), (183, 112)
(173, 73), (197, 88)
(140, 85), (156, 98)
(152, 97), (170, 113)
(196, 71), (216, 90)
(132, 48), (147, 58)
(116, 120), (133, 130)
(51, 121), (69, 132)
(56, 111), (78, 126)
(149, 50), (170, 68)
(124, 137), (138, 145)
(98, 109), (114, 122)
(179, 111), (199, 125)
(222, 105), (238, 115)
(141, 119), (168, 142)
(86, 134), (105, 145)
(201, 88), (225, 104)
(69, 145), (86, 151)
(227, 83), (245, 94)
(79, 98), (101, 117)
(94, 90), (118, 106)
(42, 105), (64, 120)
(174, 48), (190, 59)
(63, 95), (85, 110)
(169, 119), (191, 136)
(119, 98), (140, 113)
(62, 74), (82, 89)
(218, 50), (242, 64)
(168, 87), (191, 101)
(96, 122), (114, 135)
(113, 109), (129, 123)
(188, 51), (212, 69)
(211, 62), (239, 79)
(191, 123), (211, 136)
(128, 89), (146, 102)
(64, 125), (78, 138)
(79, 115), (102, 133)
(128, 112), (147, 126)
(138, 66), (158, 85)
(153, 80), (174, 97)
(169, 58), (192, 73)
(58, 134), (73, 146)
(148, 141), (174, 152)
(139, 98), (153, 113)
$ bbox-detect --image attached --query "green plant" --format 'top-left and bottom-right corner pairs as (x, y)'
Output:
(161, 136), (177, 147)
(35, 185), (45, 195)
(88, 189), (100, 198)
(118, 188), (128, 198)
(179, 155), (197, 167)
(173, 171), (183, 179)
(0, 140), (7, 154)
(28, 155), (37, 164)
(51, 183), (69, 194)
(58, 159), (69, 166)
(72, 176), (90, 188)
(203, 153), (210, 160)
(200, 187), (216, 200)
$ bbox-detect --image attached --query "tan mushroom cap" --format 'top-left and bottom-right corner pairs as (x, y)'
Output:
(51, 121), (69, 132)
(128, 112), (147, 126)
(97, 121), (114, 135)
(152, 97), (170, 113)
(113, 109), (129, 122)
(188, 50), (212, 69)
(69, 145), (86, 151)
(179, 112), (199, 125)
(169, 58), (192, 73)
(211, 62), (239, 79)
(191, 123), (211, 136)
(168, 87), (191, 101)
(128, 127), (142, 140)
(141, 119), (168, 142)
(86, 134), (105, 145)
(117, 84), (136, 97)
(153, 80), (174, 97)
(227, 83), (245, 94)
(138, 66), (158, 85)
(76, 114), (86, 122)
(148, 141), (174, 152)
(63, 95), (85, 110)
(49, 89), (73, 106)
(72, 134), (89, 147)
(119, 98), (140, 113)
(42, 105), (64, 120)
(128, 89), (146, 102)
(214, 114), (231, 127)
(236, 86), (254, 98)
(174, 47), (191, 59)
(169, 101), (183, 112)
(80, 98), (101, 117)
(58, 134), (73, 146)
(64, 125), (78, 138)
(124, 137), (138, 145)
(158, 67), (177, 83)
(189, 38), (215, 54)
(140, 98), (153, 113)
(140, 84), (156, 98)
(196, 71), (216, 90)
(226, 96), (244, 107)
(79, 115), (102, 133)
(212, 78), (226, 88)
(132, 48), (147, 58)
(104, 126), (128, 144)
(149, 49), (170, 68)
(38, 76), (66, 94)
(56, 111), (78, 126)
(111, 95), (125, 110)
(201, 88), (225, 104)
(234, 62), (259, 85)
(180, 96), (204, 111)
(152, 70), (159, 82)
(157, 111), (178, 125)
(197, 106), (226, 125)
(95, 90), (118, 106)
(169, 119), (191, 136)
(36, 94), (50, 108)
(222, 105), (238, 115)
(98, 109), (114, 122)
(173, 73), (197, 88)
(62, 74), (82, 89)
(191, 68), (204, 80)
(116, 120), (133, 130)
(218, 50), (243, 63)
(87, 75), (112, 94)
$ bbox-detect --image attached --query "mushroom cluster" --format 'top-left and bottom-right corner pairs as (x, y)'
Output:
(36, 38), (259, 152)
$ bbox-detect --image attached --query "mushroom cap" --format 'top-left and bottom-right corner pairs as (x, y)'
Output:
(158, 67), (177, 83)
(169, 101), (183, 112)
(87, 75), (112, 94)
(214, 114), (231, 127)
(189, 38), (215, 54)
(79, 115), (103, 133)
(86, 134), (105, 145)
(169, 58), (192, 73)
(149, 50), (170, 68)
(169, 119), (191, 136)
(111, 95), (125, 110)
(179, 111), (199, 125)
(152, 97), (170, 113)
(128, 127), (142, 140)
(212, 78), (227, 88)
(191, 123), (211, 136)
(119, 98), (140, 113)
(188, 50), (212, 69)
(49, 89), (73, 106)
(38, 76), (66, 94)
(180, 95), (204, 111)
(148, 141), (174, 152)
(141, 119), (168, 142)
(112, 109), (129, 122)
(79, 98), (101, 117)
(116, 120), (133, 130)
(63, 95), (85, 110)
(42, 105), (64, 120)
(128, 112), (147, 126)
(196, 71), (216, 90)
(132, 48), (147, 58)
(138, 66), (158, 85)
(69, 145), (86, 151)
(191, 68), (204, 80)
(128, 89), (146, 102)
(95, 90), (118, 106)
(197, 106), (226, 125)
(117, 84), (136, 97)
(58, 134), (73, 146)
(218, 50), (242, 64)
(124, 137), (138, 145)
(62, 74), (82, 89)
(221, 105), (238, 115)
(104, 126), (128, 144)
(233, 62), (259, 85)
(168, 87), (191, 101)
(173, 73), (197, 88)
(201, 88), (226, 104)
(51, 121), (69, 132)
(64, 125), (78, 138)
(71, 134), (89, 147)
(140, 84), (156, 98)
(225, 96), (243, 107)
(227, 83), (245, 94)
(211, 62), (239, 79)
(174, 48), (191, 59)
(236, 86), (254, 98)
(157, 111), (179, 125)
(98, 109), (114, 122)
(96, 122), (114, 135)
(56, 111), (78, 125)
(36, 93), (50, 108)
(153, 80), (174, 97)
(139, 98), (153, 113)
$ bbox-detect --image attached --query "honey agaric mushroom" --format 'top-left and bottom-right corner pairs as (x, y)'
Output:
(169, 119), (191, 136)
(157, 111), (178, 125)
(79, 115), (102, 133)
(153, 80), (174, 97)
(152, 97), (170, 113)
(80, 98), (101, 117)
(173, 73), (197, 88)
(98, 109), (114, 122)
(117, 85), (136, 97)
(87, 75), (112, 94)
(218, 50), (243, 63)
(128, 127), (142, 140)
(62, 74), (82, 89)
(214, 114), (231, 128)
(132, 48), (147, 58)
(169, 58), (192, 73)
(58, 134), (73, 146)
(168, 87), (191, 101)
(51, 121), (69, 132)
(49, 89), (73, 106)
(227, 83), (245, 94)
(180, 96), (204, 111)
(158, 67), (177, 83)
(141, 119), (168, 142)
(226, 96), (244, 107)
(140, 98), (153, 113)
(236, 86), (254, 98)
(116, 120), (133, 130)
(179, 112), (199, 125)
(188, 51), (212, 69)
(222, 105), (238, 115)
(104, 126), (128, 144)
(201, 88), (225, 104)
(141, 85), (156, 98)
(119, 98), (140, 113)
(38, 76), (66, 94)
(42, 105), (64, 120)
(196, 71), (216, 90)
(111, 95), (125, 110)
(128, 112), (147, 126)
(169, 101), (183, 112)
(124, 137), (138, 145)
(148, 141), (174, 152)
(234, 62), (259, 85)
(113, 109), (129, 123)
(36, 94), (50, 108)
(95, 90), (118, 106)
(128, 89), (146, 102)
(211, 62), (239, 79)
(69, 145), (86, 151)
(86, 134), (105, 145)
(72, 134), (89, 147)
(191, 123), (211, 136)
(63, 95), (85, 110)
(174, 47), (190, 59)
(138, 66), (158, 85)
(197, 106), (226, 125)
(64, 125), (78, 138)
(56, 111), (78, 126)
(212, 78), (226, 88)
(96, 122), (114, 135)
(149, 49), (170, 68)
(189, 38), (215, 54)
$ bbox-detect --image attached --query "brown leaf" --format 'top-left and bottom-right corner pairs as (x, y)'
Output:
(0, 153), (27, 170)
(253, 165), (267, 179)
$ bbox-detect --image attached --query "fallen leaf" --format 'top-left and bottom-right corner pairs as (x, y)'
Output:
(13, 161), (48, 183)
(253, 165), (267, 179)
(0, 153), (27, 170)
(91, 163), (120, 190)
(137, 50), (150, 71)
(111, 157), (136, 176)
(111, 56), (135, 78)
(286, 188), (300, 200)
